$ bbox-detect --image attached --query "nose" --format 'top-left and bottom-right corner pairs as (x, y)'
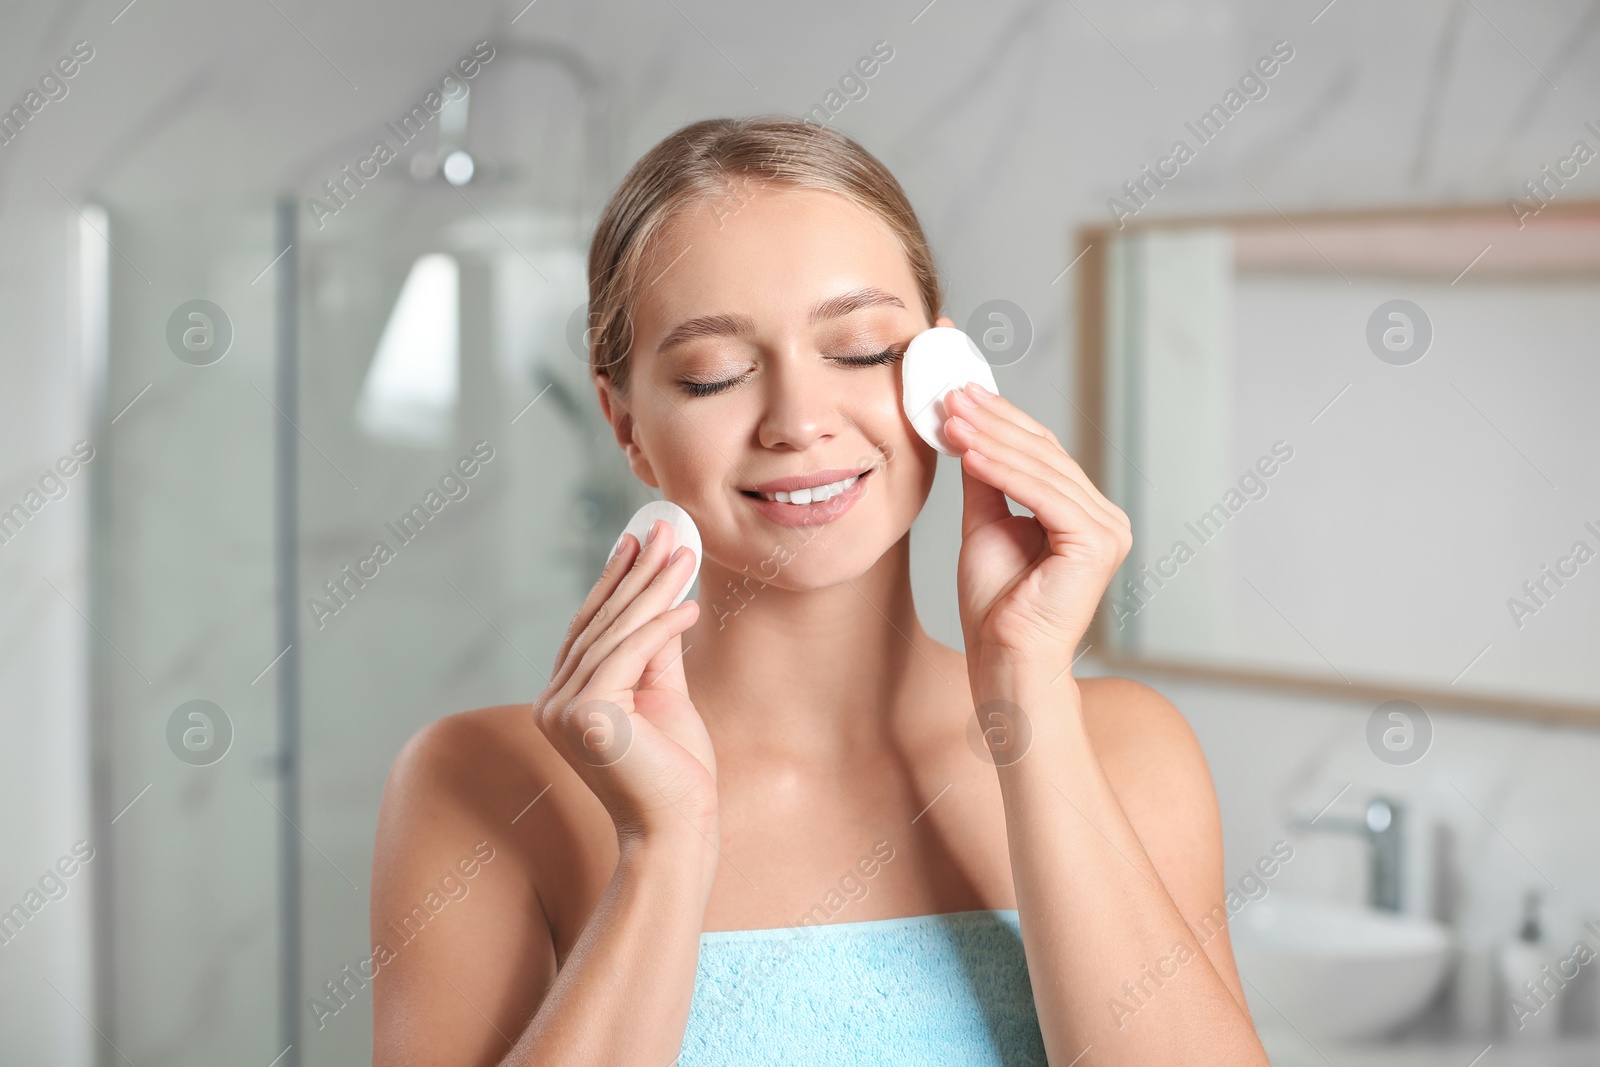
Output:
(754, 350), (841, 451)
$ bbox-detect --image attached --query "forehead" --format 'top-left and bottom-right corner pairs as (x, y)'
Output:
(631, 184), (916, 332)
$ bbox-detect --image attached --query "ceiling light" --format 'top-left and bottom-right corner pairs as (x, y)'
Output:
(442, 150), (475, 186)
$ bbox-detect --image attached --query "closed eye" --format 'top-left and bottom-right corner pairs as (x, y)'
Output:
(830, 346), (905, 369)
(678, 346), (905, 397)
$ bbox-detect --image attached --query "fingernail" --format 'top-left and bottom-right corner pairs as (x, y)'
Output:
(968, 382), (994, 399)
(609, 535), (627, 561)
(645, 519), (662, 546)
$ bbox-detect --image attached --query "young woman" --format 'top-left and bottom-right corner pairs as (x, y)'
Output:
(370, 116), (1270, 1066)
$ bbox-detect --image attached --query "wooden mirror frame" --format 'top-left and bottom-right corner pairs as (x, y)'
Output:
(1074, 199), (1600, 728)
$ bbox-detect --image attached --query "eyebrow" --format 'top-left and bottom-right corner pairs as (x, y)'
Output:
(655, 286), (907, 354)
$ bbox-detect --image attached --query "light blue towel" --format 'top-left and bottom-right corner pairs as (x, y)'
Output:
(680, 908), (1047, 1065)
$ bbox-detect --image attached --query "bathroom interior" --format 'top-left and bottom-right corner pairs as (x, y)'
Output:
(1, 0), (1598, 1063)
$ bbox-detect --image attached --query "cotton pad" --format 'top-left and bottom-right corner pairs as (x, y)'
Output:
(613, 500), (702, 608)
(900, 326), (1000, 456)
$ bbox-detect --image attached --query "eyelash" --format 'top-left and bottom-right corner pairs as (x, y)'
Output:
(680, 347), (906, 398)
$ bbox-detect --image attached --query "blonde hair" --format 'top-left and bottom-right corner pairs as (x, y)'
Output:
(585, 115), (943, 394)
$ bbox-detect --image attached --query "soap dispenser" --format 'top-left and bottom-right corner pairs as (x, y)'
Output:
(1498, 890), (1558, 1040)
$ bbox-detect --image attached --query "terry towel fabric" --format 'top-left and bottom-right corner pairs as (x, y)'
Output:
(679, 908), (1048, 1065)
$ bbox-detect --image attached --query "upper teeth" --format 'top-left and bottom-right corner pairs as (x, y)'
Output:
(762, 474), (860, 504)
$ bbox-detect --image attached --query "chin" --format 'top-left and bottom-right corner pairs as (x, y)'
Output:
(717, 503), (915, 593)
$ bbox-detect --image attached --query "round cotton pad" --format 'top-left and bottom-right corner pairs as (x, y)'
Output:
(612, 500), (702, 608)
(900, 326), (1000, 456)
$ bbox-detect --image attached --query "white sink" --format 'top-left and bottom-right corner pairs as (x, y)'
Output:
(1231, 896), (1453, 1041)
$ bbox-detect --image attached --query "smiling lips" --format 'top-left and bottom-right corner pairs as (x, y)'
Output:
(740, 466), (873, 526)
(754, 472), (861, 504)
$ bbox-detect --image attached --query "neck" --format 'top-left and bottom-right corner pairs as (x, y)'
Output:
(682, 532), (957, 761)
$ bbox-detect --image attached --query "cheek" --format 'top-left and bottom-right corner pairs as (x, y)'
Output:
(834, 403), (937, 551)
(880, 433), (938, 533)
(638, 416), (743, 536)
(873, 401), (938, 503)
(651, 435), (734, 511)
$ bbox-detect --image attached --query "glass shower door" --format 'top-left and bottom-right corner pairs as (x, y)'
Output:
(87, 34), (628, 1067)
(289, 110), (639, 1067)
(94, 197), (284, 1067)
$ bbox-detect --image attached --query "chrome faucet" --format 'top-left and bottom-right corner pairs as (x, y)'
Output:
(1291, 795), (1403, 912)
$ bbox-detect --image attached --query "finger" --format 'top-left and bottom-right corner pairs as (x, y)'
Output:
(566, 544), (698, 697)
(586, 596), (700, 701)
(537, 599), (697, 750)
(552, 520), (682, 693)
(554, 528), (684, 695)
(950, 386), (1124, 527)
(946, 410), (1119, 532)
(961, 450), (1013, 539)
(640, 600), (700, 694)
(958, 386), (1128, 526)
(960, 447), (1126, 563)
(945, 386), (1091, 496)
(552, 531), (642, 673)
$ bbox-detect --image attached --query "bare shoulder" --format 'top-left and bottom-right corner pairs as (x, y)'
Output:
(381, 703), (544, 817)
(378, 705), (547, 860)
(1074, 676), (1247, 1003)
(1075, 676), (1211, 818)
(372, 703), (553, 927)
(374, 702), (614, 938)
(370, 705), (572, 1065)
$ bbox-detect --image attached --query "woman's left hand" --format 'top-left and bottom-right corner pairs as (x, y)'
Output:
(935, 319), (1133, 685)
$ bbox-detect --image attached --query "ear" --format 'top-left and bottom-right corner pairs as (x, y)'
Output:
(594, 372), (660, 489)
(935, 315), (955, 328)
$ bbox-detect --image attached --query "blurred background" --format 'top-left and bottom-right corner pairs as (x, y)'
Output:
(1, 0), (1597, 1064)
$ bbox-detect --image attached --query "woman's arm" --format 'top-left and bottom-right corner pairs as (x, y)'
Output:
(979, 673), (1266, 1066)
(372, 525), (720, 1066)
(370, 712), (720, 1067)
(938, 378), (1268, 1064)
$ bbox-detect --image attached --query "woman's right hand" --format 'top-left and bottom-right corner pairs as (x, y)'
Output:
(533, 517), (717, 848)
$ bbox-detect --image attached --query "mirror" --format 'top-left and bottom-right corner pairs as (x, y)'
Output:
(1077, 202), (1600, 725)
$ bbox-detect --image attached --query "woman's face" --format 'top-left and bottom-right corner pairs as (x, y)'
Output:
(596, 183), (940, 589)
